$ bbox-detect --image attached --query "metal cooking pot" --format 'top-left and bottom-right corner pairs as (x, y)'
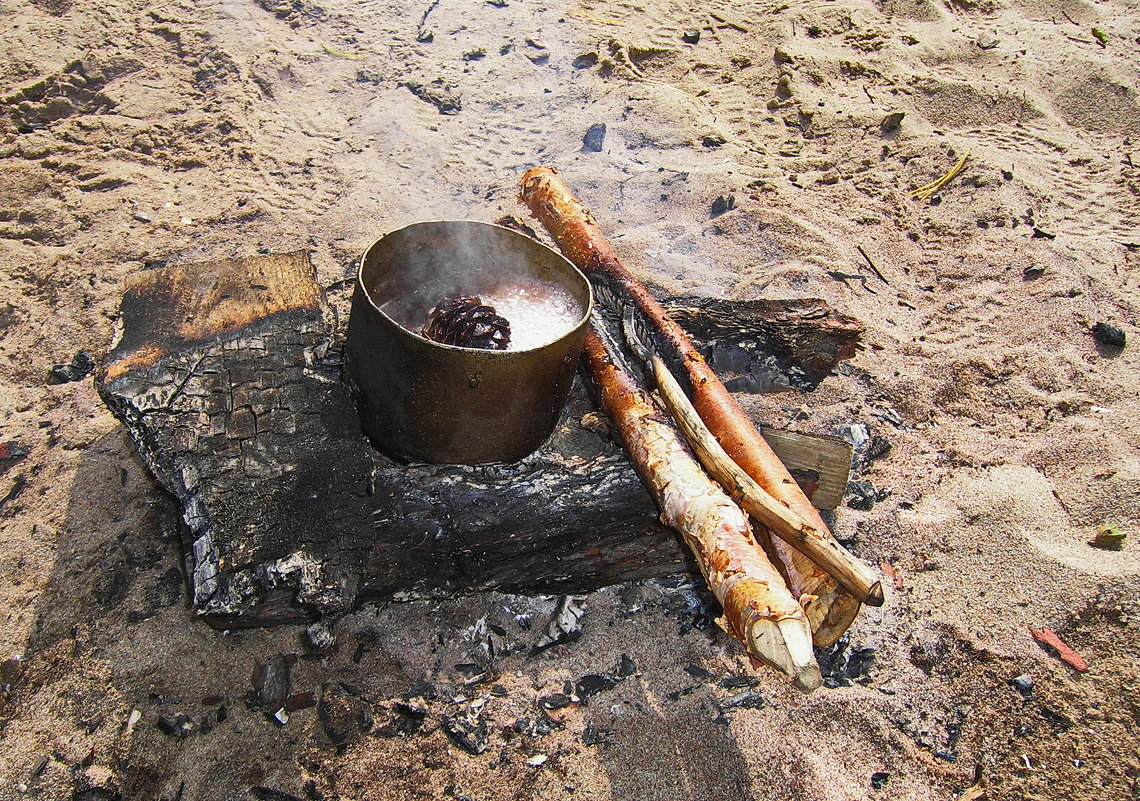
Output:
(345, 220), (593, 464)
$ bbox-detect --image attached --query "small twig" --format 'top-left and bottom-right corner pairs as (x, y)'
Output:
(1061, 10), (1078, 25)
(709, 11), (748, 32)
(912, 151), (970, 201)
(827, 270), (878, 294)
(857, 244), (889, 284)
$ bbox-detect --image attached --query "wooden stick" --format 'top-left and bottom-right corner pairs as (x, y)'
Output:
(582, 328), (821, 691)
(650, 353), (885, 602)
(520, 166), (881, 643)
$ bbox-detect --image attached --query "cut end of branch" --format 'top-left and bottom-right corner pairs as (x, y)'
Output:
(865, 580), (885, 607)
(748, 616), (822, 692)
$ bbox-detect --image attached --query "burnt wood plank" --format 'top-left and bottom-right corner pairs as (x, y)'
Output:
(98, 252), (860, 628)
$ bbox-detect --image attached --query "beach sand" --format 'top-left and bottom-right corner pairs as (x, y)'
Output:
(1, 0), (1137, 798)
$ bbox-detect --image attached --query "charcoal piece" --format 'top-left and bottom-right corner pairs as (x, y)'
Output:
(250, 789), (303, 801)
(442, 713), (489, 754)
(870, 772), (890, 790)
(616, 654), (637, 677)
(582, 123), (606, 153)
(710, 194), (736, 218)
(248, 655), (291, 720)
(817, 636), (876, 686)
(846, 480), (890, 511)
(718, 691), (766, 710)
(682, 30), (701, 44)
(540, 693), (572, 710)
(582, 723), (613, 746)
(1093, 322), (1125, 348)
(574, 674), (618, 700)
(156, 714), (194, 739)
(48, 350), (95, 384)
(683, 664), (716, 680)
(718, 675), (759, 690)
(0, 442), (28, 475)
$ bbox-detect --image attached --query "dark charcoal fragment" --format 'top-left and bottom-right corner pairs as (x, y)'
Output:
(846, 480), (891, 511)
(1093, 322), (1125, 348)
(710, 194), (736, 218)
(718, 691), (766, 710)
(0, 442), (28, 475)
(870, 772), (890, 790)
(454, 663), (485, 676)
(1023, 264), (1046, 279)
(582, 723), (613, 746)
(442, 713), (489, 754)
(682, 29), (701, 44)
(617, 654), (637, 677)
(1009, 674), (1034, 699)
(156, 714), (194, 740)
(666, 684), (701, 702)
(718, 675), (759, 690)
(866, 436), (892, 463)
(582, 123), (606, 153)
(701, 134), (726, 148)
(684, 664), (716, 680)
(575, 674), (618, 700)
(48, 350), (95, 384)
(540, 693), (572, 710)
(405, 681), (437, 701)
(251, 789), (304, 801)
(380, 701), (429, 737)
(817, 636), (876, 686)
(0, 475), (28, 513)
(247, 654), (291, 720)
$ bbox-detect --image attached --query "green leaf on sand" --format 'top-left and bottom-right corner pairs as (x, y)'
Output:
(322, 43), (368, 60)
(1093, 523), (1125, 550)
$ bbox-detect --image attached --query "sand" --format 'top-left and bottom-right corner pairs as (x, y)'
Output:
(1, 0), (1138, 798)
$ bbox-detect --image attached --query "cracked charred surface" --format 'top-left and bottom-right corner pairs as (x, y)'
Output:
(97, 251), (859, 628)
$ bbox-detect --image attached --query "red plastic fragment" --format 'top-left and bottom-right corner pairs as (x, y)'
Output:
(1028, 626), (1089, 672)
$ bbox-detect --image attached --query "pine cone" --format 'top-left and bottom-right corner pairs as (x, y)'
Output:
(422, 295), (511, 350)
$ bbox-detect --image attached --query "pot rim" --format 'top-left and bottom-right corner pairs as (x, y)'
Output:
(356, 219), (594, 355)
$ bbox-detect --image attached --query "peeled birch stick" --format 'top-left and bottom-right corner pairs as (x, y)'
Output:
(520, 166), (880, 643)
(649, 353), (884, 603)
(582, 328), (822, 691)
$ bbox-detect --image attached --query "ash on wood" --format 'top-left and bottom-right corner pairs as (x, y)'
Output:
(98, 252), (862, 628)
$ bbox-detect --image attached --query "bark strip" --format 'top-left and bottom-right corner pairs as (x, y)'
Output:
(583, 328), (821, 691)
(520, 166), (877, 644)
